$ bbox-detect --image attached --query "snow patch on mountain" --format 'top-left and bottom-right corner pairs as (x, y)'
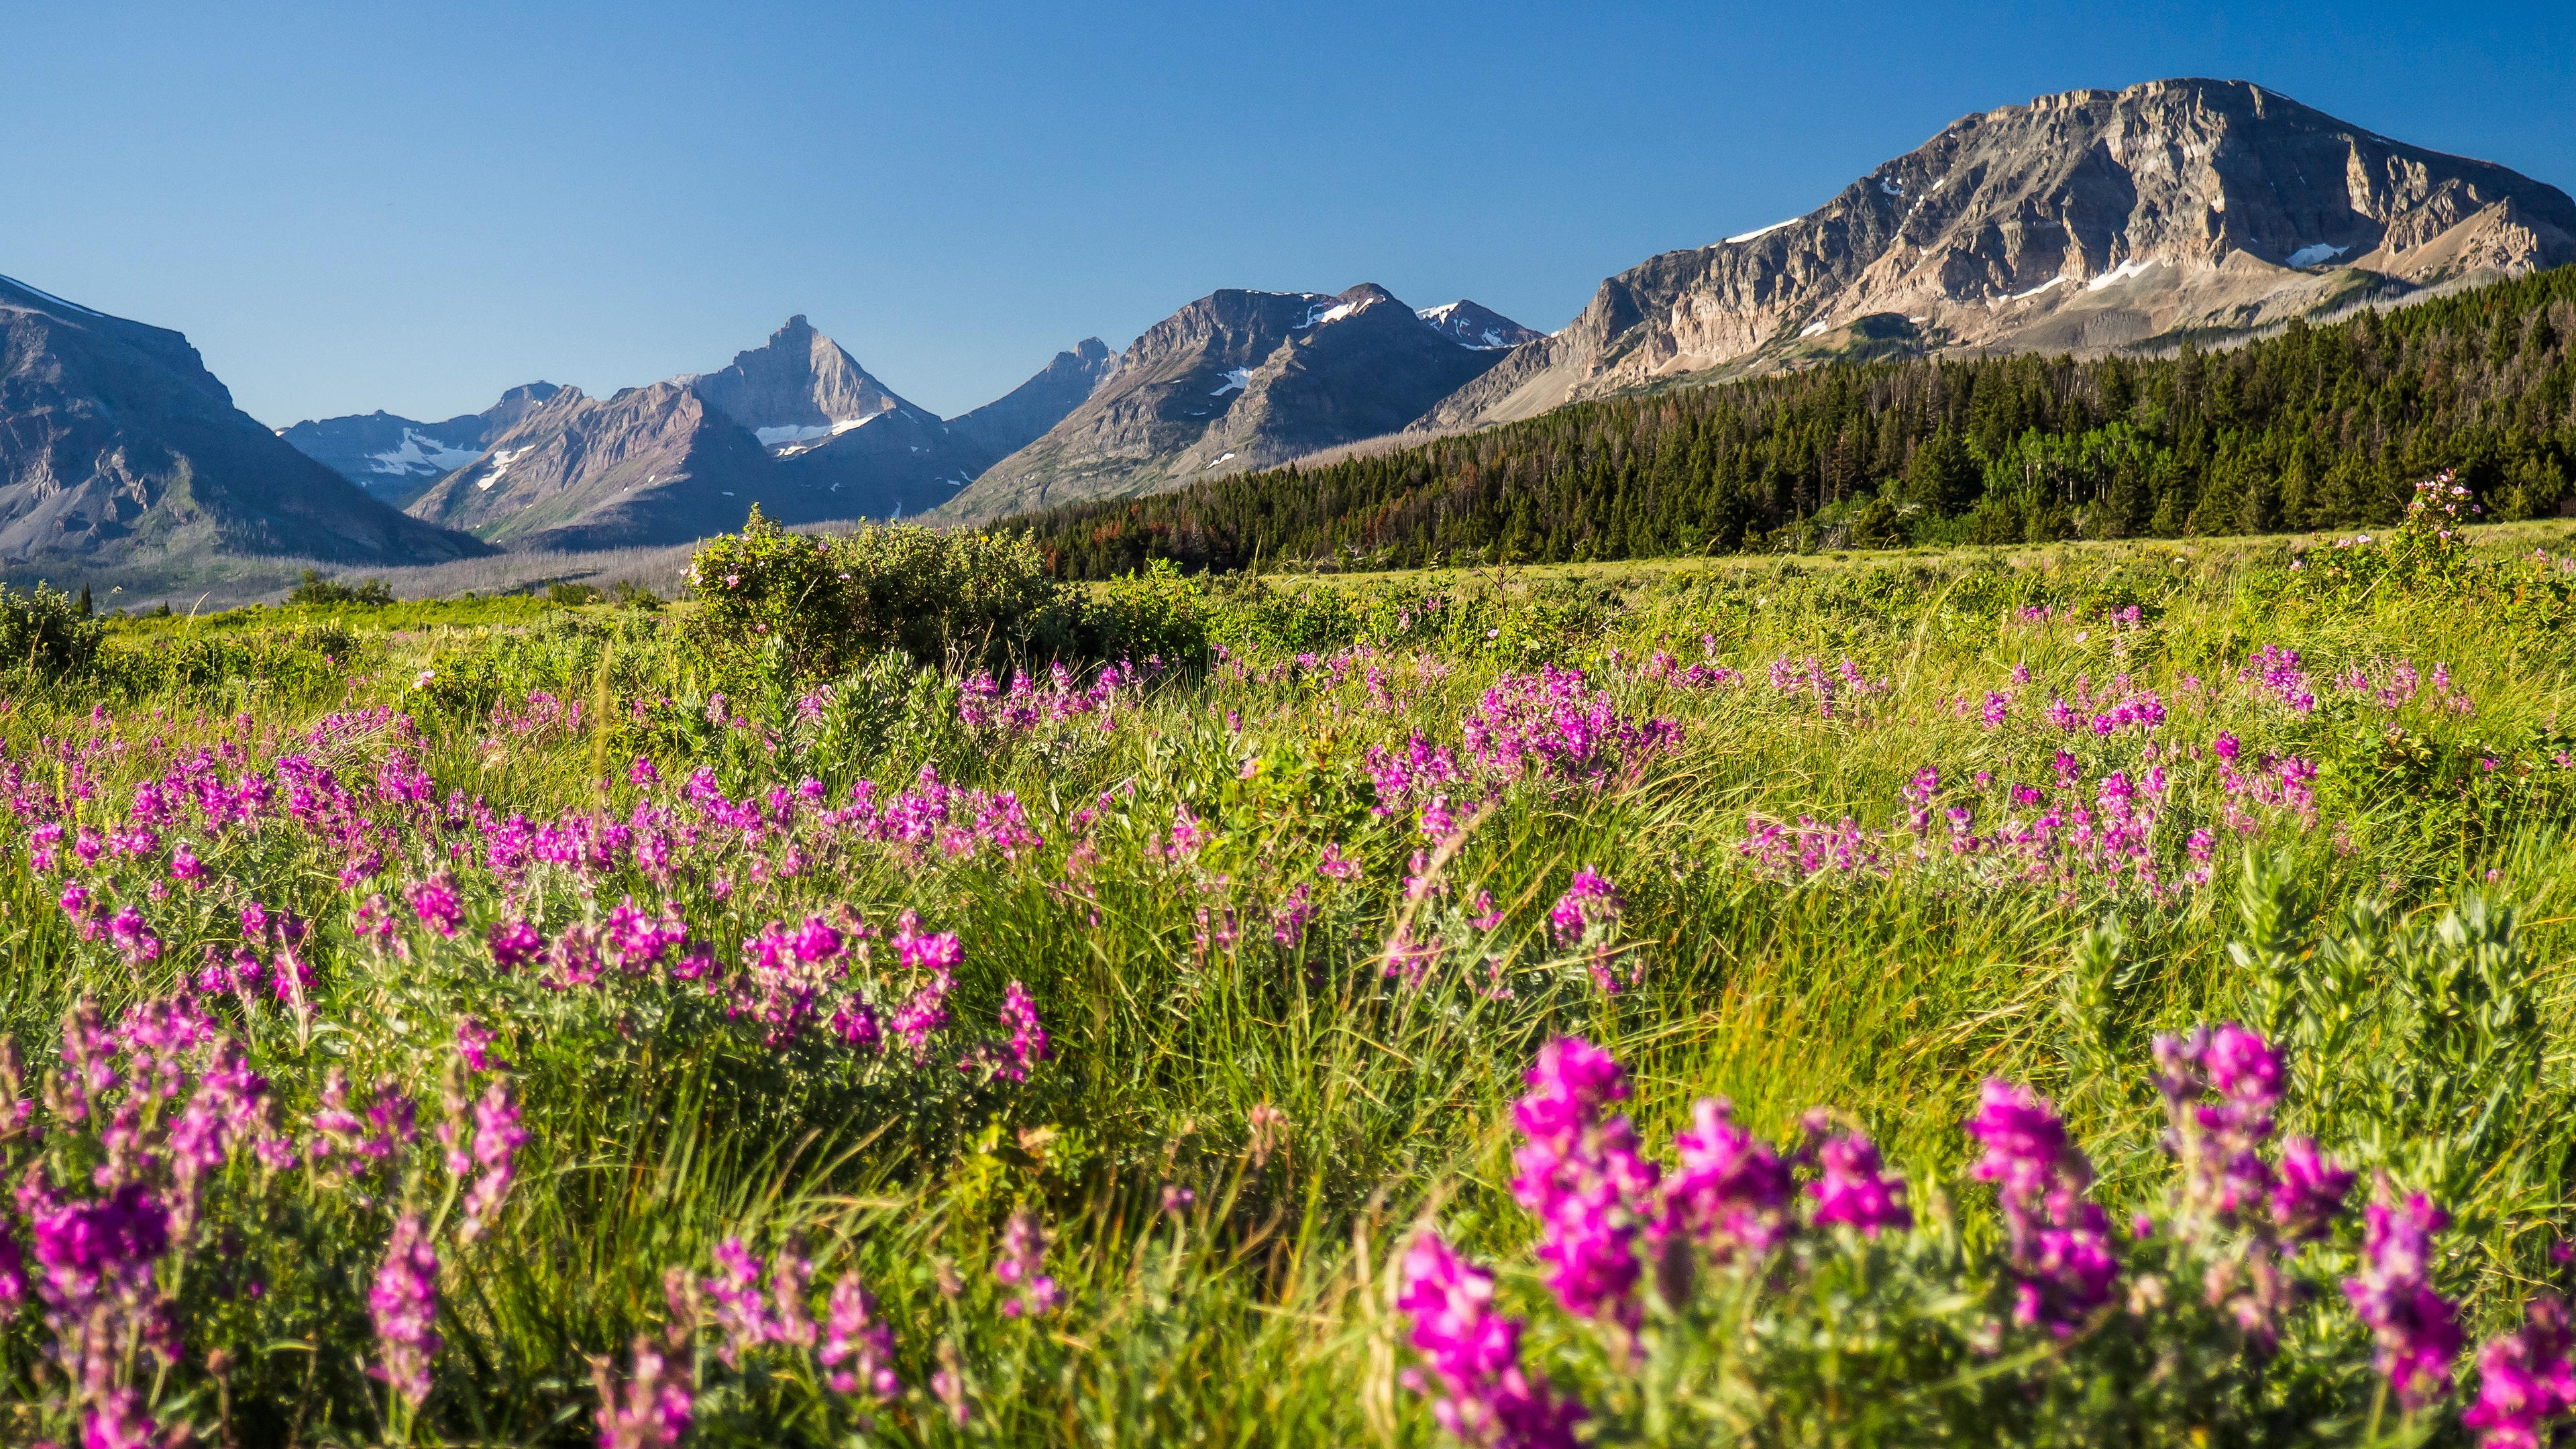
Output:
(1212, 369), (1253, 396)
(368, 428), (483, 477)
(474, 447), (529, 492)
(1724, 219), (1799, 244)
(2086, 258), (2163, 291)
(2287, 243), (2351, 268)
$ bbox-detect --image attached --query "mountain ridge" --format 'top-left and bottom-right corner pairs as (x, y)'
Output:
(934, 284), (1533, 520)
(1413, 78), (2576, 434)
(0, 274), (492, 576)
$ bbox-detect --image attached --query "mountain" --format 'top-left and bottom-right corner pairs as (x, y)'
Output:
(0, 273), (490, 575)
(401, 317), (1106, 549)
(279, 382), (564, 504)
(936, 284), (1519, 520)
(1419, 78), (2576, 433)
(1416, 300), (1545, 350)
(943, 338), (1116, 462)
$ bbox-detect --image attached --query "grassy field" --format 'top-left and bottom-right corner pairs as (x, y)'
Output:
(3, 511), (2575, 1445)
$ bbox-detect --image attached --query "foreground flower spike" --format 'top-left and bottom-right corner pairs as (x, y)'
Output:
(1807, 1128), (1912, 1238)
(1395, 1232), (1587, 1449)
(369, 1214), (443, 1411)
(2153, 1022), (2349, 1349)
(994, 1210), (1059, 1317)
(593, 1335), (694, 1449)
(2465, 1289), (2576, 1448)
(820, 1274), (901, 1405)
(2343, 1183), (2464, 1411)
(1966, 1078), (2119, 1336)
(1511, 1036), (1659, 1330)
(1659, 1097), (1790, 1260)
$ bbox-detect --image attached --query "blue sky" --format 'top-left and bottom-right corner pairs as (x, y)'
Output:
(4, 1), (2570, 425)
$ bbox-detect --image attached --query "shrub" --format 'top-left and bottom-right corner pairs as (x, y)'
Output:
(0, 580), (105, 678)
(287, 568), (396, 606)
(1087, 558), (1211, 665)
(685, 508), (1063, 679)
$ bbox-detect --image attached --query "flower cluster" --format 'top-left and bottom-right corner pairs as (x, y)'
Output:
(1966, 1079), (2120, 1336)
(1397, 1234), (1587, 1449)
(2152, 1024), (2353, 1349)
(2343, 1186), (2464, 1410)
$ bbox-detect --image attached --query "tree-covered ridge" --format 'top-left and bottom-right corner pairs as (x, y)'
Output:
(1004, 266), (2576, 577)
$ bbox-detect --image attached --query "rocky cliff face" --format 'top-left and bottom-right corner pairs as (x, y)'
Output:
(0, 274), (490, 572)
(938, 284), (1519, 519)
(280, 382), (564, 504)
(1420, 78), (2576, 432)
(401, 317), (1110, 547)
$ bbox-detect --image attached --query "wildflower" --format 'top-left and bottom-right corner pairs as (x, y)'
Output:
(487, 919), (542, 970)
(932, 1341), (971, 1424)
(820, 1274), (900, 1403)
(1967, 1078), (2119, 1336)
(2463, 1291), (2576, 1448)
(997, 982), (1049, 1081)
(994, 1210), (1058, 1317)
(2272, 1138), (2357, 1242)
(592, 1336), (694, 1449)
(1808, 1128), (1912, 1238)
(1660, 1097), (1790, 1258)
(406, 872), (464, 938)
(458, 1081), (527, 1241)
(1395, 1233), (1587, 1449)
(2343, 1184), (2463, 1410)
(370, 1214), (442, 1411)
(1546, 869), (1623, 947)
(705, 1238), (783, 1366)
(1511, 1037), (1658, 1330)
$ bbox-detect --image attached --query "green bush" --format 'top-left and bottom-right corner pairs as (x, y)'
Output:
(685, 508), (1063, 679)
(0, 581), (105, 678)
(1087, 558), (1211, 665)
(287, 568), (396, 606)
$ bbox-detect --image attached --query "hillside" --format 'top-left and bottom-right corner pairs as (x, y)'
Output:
(0, 274), (490, 578)
(1000, 264), (2576, 576)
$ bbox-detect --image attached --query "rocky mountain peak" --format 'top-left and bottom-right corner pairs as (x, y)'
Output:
(689, 315), (916, 452)
(1418, 77), (2576, 434)
(1417, 299), (1545, 350)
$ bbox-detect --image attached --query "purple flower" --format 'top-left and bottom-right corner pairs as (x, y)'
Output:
(820, 1275), (901, 1402)
(994, 1210), (1058, 1317)
(708, 1238), (777, 1365)
(1511, 1038), (1658, 1330)
(1808, 1130), (1911, 1238)
(1659, 1097), (1790, 1259)
(2271, 1137), (2355, 1243)
(369, 1214), (442, 1410)
(998, 981), (1049, 1081)
(458, 1081), (527, 1242)
(592, 1335), (693, 1449)
(487, 919), (542, 970)
(2464, 1291), (2576, 1448)
(405, 871), (464, 938)
(1967, 1079), (2119, 1336)
(1395, 1233), (1587, 1449)
(1546, 869), (1623, 949)
(2343, 1187), (2463, 1410)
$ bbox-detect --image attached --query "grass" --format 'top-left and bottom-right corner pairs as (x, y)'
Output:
(2, 519), (2574, 1444)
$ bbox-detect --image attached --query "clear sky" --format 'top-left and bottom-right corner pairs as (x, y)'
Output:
(5, 1), (2570, 427)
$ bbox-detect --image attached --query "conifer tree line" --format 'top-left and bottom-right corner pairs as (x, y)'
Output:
(1000, 266), (2576, 577)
